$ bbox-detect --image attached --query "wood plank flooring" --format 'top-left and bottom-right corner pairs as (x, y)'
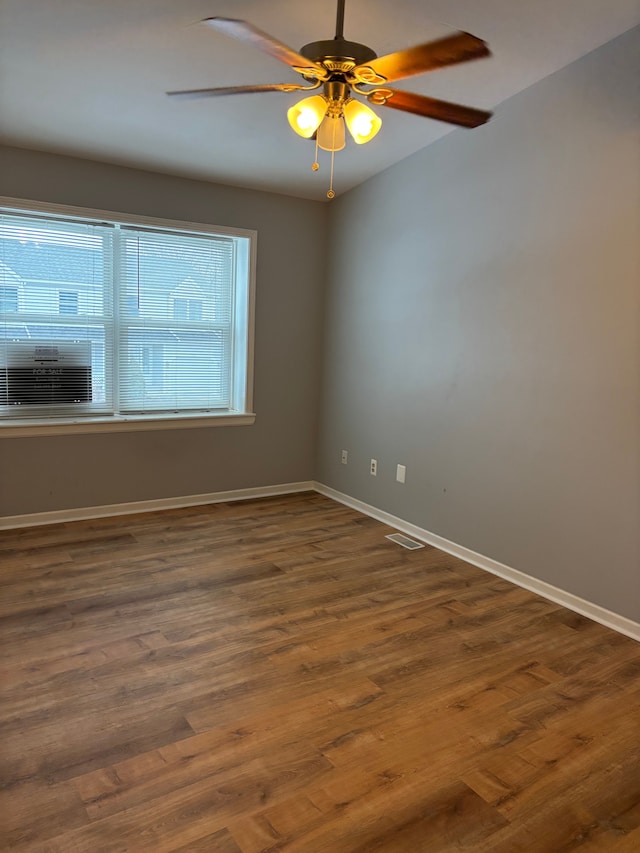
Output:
(0, 491), (639, 851)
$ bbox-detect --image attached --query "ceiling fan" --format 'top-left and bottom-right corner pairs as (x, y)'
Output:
(167, 0), (492, 197)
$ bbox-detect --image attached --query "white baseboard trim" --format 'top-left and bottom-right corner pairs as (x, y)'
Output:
(314, 482), (640, 644)
(3, 479), (638, 643)
(0, 481), (316, 530)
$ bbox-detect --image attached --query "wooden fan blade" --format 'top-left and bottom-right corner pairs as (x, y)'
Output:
(167, 83), (315, 99)
(373, 88), (491, 128)
(203, 18), (327, 78)
(354, 31), (490, 84)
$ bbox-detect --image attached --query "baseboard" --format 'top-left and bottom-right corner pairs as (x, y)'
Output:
(0, 481), (316, 530)
(4, 478), (638, 644)
(314, 482), (640, 643)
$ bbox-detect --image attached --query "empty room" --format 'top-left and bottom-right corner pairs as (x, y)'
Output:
(1, 1), (639, 850)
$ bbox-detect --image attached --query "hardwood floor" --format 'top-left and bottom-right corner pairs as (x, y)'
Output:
(1, 491), (639, 852)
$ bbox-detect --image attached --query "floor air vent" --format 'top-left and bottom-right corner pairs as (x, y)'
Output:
(385, 533), (425, 550)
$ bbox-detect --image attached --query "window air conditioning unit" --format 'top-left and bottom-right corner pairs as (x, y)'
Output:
(0, 341), (92, 406)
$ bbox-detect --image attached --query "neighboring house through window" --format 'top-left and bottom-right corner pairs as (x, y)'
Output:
(173, 297), (203, 321)
(172, 279), (206, 322)
(58, 290), (79, 315)
(0, 284), (19, 313)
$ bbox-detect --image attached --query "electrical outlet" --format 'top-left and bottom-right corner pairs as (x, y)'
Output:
(370, 458), (377, 476)
(396, 464), (406, 484)
(341, 450), (348, 464)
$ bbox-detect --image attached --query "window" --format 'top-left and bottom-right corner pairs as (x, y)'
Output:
(0, 285), (19, 313)
(0, 201), (256, 433)
(58, 290), (79, 315)
(173, 297), (203, 321)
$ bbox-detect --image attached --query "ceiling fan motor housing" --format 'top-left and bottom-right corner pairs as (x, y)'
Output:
(300, 38), (377, 73)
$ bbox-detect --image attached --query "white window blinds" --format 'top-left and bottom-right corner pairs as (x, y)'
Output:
(0, 213), (114, 416)
(0, 206), (254, 424)
(118, 227), (235, 414)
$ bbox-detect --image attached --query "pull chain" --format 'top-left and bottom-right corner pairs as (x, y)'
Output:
(327, 116), (337, 199)
(310, 122), (338, 199)
(327, 149), (335, 199)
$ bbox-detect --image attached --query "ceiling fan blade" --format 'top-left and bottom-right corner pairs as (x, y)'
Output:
(354, 31), (490, 84)
(372, 88), (491, 128)
(167, 83), (316, 99)
(202, 18), (327, 79)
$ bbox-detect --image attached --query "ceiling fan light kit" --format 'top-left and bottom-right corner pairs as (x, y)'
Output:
(287, 96), (326, 139)
(288, 85), (381, 155)
(342, 100), (382, 145)
(167, 0), (492, 198)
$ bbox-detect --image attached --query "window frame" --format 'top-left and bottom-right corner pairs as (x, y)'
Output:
(0, 197), (257, 437)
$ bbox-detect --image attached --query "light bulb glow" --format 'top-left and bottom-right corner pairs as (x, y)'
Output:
(287, 96), (327, 138)
(344, 100), (382, 144)
(350, 113), (373, 137)
(296, 107), (319, 132)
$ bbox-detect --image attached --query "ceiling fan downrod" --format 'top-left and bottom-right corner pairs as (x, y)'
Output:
(335, 0), (346, 39)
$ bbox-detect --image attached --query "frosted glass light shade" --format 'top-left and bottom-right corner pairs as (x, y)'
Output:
(317, 115), (346, 151)
(287, 96), (327, 138)
(344, 100), (382, 144)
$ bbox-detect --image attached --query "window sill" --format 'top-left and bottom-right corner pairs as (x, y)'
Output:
(0, 412), (256, 437)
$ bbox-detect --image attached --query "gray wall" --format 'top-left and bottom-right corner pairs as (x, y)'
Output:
(0, 148), (328, 514)
(317, 28), (640, 621)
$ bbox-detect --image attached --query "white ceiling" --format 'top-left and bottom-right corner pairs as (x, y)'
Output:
(1, 1), (638, 201)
